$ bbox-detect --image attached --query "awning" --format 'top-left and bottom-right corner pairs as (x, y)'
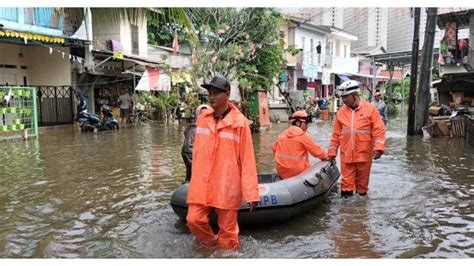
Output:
(431, 79), (443, 87)
(92, 50), (162, 68)
(336, 74), (351, 82)
(135, 67), (171, 92)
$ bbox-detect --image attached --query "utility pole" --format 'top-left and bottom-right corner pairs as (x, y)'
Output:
(414, 8), (438, 134)
(372, 57), (377, 102)
(407, 7), (420, 135)
(401, 63), (405, 119)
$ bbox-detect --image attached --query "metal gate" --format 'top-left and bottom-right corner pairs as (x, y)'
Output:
(36, 86), (74, 126)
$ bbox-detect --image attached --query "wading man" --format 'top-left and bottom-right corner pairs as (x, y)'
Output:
(328, 80), (386, 197)
(186, 76), (260, 249)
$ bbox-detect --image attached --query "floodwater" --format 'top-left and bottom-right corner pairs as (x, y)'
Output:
(0, 117), (473, 258)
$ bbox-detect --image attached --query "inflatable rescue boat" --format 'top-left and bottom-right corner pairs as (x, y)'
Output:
(170, 160), (340, 226)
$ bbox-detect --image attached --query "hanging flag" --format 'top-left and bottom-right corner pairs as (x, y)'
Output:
(172, 30), (179, 54)
(134, 67), (171, 92)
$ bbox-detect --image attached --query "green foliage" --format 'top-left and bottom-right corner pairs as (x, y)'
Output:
(392, 77), (410, 103)
(147, 20), (189, 46)
(387, 103), (399, 117)
(188, 8), (285, 125)
(286, 44), (300, 56)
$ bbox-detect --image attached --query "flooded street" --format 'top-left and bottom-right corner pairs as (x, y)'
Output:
(0, 118), (473, 258)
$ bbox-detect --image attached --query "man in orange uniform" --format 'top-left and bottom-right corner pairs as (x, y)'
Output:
(186, 76), (260, 250)
(328, 80), (385, 197)
(272, 110), (329, 179)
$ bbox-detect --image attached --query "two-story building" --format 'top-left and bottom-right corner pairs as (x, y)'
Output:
(273, 16), (331, 110)
(76, 8), (163, 115)
(1, 8), (164, 125)
(319, 25), (359, 98)
(275, 15), (360, 110)
(0, 7), (88, 126)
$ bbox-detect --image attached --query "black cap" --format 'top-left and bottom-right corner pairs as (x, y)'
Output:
(201, 76), (231, 92)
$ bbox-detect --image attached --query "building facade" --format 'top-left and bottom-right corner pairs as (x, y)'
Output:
(343, 8), (388, 53)
(302, 7), (344, 29)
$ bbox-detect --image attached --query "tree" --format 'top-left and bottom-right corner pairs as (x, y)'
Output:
(186, 8), (285, 123)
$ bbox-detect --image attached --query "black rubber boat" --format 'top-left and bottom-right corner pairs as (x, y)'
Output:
(170, 160), (340, 226)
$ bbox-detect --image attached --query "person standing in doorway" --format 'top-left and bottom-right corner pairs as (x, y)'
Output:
(186, 76), (260, 250)
(118, 89), (131, 125)
(328, 80), (385, 198)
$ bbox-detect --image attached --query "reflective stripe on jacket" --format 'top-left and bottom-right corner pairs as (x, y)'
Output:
(187, 102), (259, 210)
(328, 99), (386, 163)
(272, 126), (328, 179)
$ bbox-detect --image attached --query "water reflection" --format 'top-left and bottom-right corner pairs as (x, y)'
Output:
(332, 197), (382, 258)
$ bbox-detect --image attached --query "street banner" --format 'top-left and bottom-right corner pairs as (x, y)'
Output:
(322, 68), (331, 85)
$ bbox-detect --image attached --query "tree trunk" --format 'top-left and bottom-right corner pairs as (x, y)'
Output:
(414, 8), (438, 134)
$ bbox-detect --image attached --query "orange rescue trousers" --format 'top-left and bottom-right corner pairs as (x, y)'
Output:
(340, 161), (373, 194)
(186, 204), (239, 250)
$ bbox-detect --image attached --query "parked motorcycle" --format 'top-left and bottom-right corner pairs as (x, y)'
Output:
(76, 105), (119, 132)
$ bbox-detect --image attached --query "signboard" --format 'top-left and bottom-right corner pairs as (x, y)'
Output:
(113, 52), (124, 60)
(322, 68), (331, 85)
(303, 63), (318, 79)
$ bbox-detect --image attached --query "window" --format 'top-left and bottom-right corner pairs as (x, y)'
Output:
(24, 8), (63, 29)
(0, 8), (19, 22)
(131, 25), (139, 55)
(344, 45), (347, 58)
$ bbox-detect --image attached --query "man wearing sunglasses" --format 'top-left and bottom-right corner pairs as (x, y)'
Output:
(272, 110), (329, 179)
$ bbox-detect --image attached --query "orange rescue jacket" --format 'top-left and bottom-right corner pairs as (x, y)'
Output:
(272, 126), (328, 179)
(187, 102), (260, 210)
(328, 99), (386, 163)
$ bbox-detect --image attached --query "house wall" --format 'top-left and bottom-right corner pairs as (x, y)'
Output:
(119, 9), (148, 58)
(92, 11), (121, 51)
(0, 43), (70, 86)
(294, 27), (327, 68)
(27, 46), (71, 86)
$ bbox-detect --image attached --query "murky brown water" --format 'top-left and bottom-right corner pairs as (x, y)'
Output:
(0, 117), (473, 258)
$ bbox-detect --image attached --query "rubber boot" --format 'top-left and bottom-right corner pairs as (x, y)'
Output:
(341, 190), (354, 198)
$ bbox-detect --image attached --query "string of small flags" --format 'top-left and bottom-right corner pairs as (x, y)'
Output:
(0, 29), (84, 64)
(31, 39), (84, 64)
